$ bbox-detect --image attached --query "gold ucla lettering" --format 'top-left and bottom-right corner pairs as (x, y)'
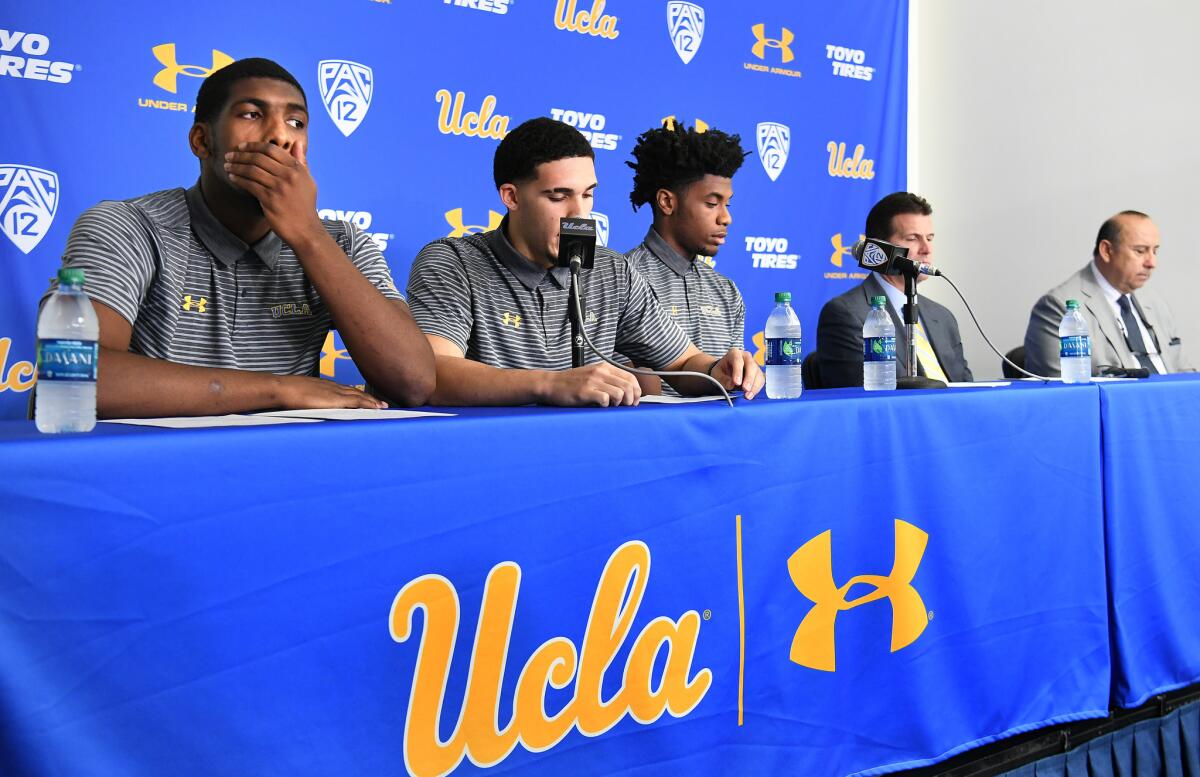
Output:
(827, 142), (876, 180)
(388, 541), (710, 777)
(0, 337), (36, 393)
(436, 90), (510, 139)
(554, 0), (620, 39)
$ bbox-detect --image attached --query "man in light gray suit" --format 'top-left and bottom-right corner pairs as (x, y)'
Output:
(1025, 211), (1193, 376)
(816, 192), (972, 388)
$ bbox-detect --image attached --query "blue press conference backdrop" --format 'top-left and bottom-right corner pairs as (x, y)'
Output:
(0, 0), (907, 417)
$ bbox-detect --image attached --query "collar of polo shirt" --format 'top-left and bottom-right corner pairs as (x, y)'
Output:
(643, 227), (694, 277)
(185, 182), (283, 271)
(485, 216), (573, 291)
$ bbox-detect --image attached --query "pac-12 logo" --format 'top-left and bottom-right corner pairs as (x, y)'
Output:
(318, 60), (373, 137)
(861, 241), (888, 268)
(667, 2), (704, 64)
(591, 211), (610, 246)
(0, 164), (59, 254)
(756, 122), (790, 182)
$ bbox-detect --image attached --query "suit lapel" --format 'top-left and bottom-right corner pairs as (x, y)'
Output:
(1131, 294), (1163, 351)
(1079, 268), (1126, 362)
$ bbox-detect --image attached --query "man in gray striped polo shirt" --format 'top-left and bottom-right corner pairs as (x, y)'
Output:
(623, 121), (749, 395)
(406, 117), (763, 406)
(45, 58), (433, 417)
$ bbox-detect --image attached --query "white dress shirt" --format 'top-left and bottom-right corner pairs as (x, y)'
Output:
(1090, 262), (1167, 373)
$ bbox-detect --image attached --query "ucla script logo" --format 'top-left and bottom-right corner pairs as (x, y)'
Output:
(319, 60), (373, 137)
(0, 164), (58, 254)
(788, 520), (929, 672)
(756, 122), (790, 182)
(667, 2), (704, 64)
(388, 541), (711, 777)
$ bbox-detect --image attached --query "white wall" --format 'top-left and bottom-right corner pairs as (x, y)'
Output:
(913, 0), (1200, 379)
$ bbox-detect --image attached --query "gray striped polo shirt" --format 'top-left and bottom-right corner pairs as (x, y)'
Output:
(44, 184), (402, 376)
(406, 219), (690, 370)
(623, 226), (745, 367)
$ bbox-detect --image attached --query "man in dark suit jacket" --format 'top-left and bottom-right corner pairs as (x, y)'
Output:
(815, 192), (972, 388)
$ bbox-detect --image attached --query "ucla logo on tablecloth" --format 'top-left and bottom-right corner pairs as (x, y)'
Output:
(756, 122), (790, 182)
(667, 2), (704, 64)
(318, 60), (373, 137)
(861, 241), (888, 268)
(0, 29), (77, 84)
(0, 164), (59, 255)
(388, 540), (711, 777)
(591, 211), (610, 246)
(152, 44), (232, 94)
(788, 520), (929, 672)
(444, 207), (504, 237)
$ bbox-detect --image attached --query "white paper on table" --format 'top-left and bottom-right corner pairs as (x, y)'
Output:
(101, 414), (323, 428)
(947, 381), (1010, 388)
(255, 408), (457, 420)
(639, 394), (729, 404)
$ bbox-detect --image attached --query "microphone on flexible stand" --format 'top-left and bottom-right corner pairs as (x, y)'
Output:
(853, 238), (946, 389)
(851, 238), (1052, 383)
(556, 218), (733, 405)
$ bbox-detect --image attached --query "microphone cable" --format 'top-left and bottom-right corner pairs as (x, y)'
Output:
(937, 272), (1053, 382)
(569, 260), (734, 407)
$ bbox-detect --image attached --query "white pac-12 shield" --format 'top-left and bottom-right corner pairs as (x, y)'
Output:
(862, 241), (889, 268)
(591, 211), (610, 247)
(318, 60), (374, 137)
(756, 122), (791, 182)
(667, 2), (705, 65)
(0, 165), (59, 255)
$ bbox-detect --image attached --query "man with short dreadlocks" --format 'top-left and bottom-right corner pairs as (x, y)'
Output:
(622, 121), (750, 395)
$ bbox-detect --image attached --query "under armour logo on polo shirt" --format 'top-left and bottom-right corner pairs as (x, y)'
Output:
(501, 312), (522, 328)
(181, 294), (208, 313)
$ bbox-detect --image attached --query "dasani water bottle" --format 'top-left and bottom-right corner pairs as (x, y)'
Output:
(1059, 299), (1091, 384)
(863, 295), (897, 390)
(765, 291), (803, 399)
(36, 268), (99, 433)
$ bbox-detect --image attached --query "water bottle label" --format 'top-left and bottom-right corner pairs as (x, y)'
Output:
(37, 338), (98, 382)
(1060, 335), (1091, 358)
(863, 336), (897, 362)
(766, 337), (802, 366)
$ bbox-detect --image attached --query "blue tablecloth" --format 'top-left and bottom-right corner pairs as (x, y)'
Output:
(0, 384), (1113, 776)
(1099, 375), (1200, 708)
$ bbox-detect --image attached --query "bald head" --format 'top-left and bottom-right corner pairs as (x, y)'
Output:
(1093, 211), (1159, 294)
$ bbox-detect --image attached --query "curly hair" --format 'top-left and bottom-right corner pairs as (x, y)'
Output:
(627, 121), (748, 212)
(194, 58), (306, 125)
(493, 117), (595, 188)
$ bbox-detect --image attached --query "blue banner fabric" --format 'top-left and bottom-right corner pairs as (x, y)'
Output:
(0, 0), (908, 418)
(0, 385), (1110, 776)
(1099, 375), (1200, 709)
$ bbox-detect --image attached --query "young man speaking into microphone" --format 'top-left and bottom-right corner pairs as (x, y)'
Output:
(405, 117), (763, 406)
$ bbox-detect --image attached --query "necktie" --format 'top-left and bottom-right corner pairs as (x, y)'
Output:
(913, 321), (949, 383)
(1117, 295), (1158, 373)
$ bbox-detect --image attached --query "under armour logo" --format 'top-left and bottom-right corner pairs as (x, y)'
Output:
(751, 24), (794, 63)
(181, 295), (208, 313)
(501, 312), (522, 328)
(445, 207), (504, 238)
(320, 331), (351, 378)
(788, 519), (929, 672)
(151, 44), (233, 94)
(829, 233), (864, 268)
(661, 115), (709, 133)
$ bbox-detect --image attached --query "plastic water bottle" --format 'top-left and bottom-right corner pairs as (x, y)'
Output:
(36, 268), (99, 433)
(1059, 299), (1092, 384)
(765, 291), (803, 399)
(863, 295), (897, 390)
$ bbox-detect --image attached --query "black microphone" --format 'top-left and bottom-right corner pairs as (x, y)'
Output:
(558, 217), (597, 270)
(853, 238), (941, 277)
